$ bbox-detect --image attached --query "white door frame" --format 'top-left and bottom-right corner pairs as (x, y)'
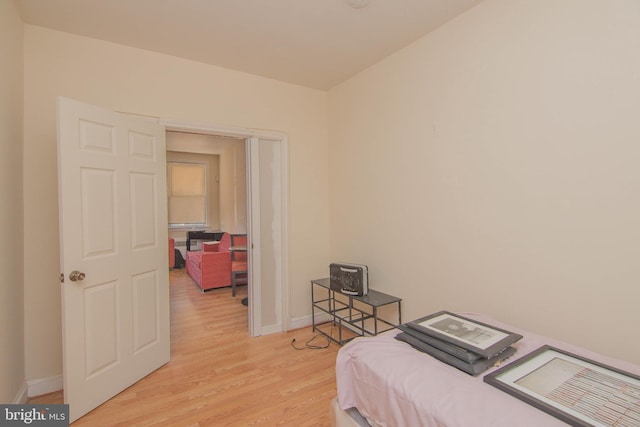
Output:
(160, 119), (290, 336)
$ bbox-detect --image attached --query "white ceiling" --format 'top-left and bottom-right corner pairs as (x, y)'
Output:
(15, 0), (484, 90)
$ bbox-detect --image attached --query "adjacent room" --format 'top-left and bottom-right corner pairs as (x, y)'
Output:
(166, 131), (250, 300)
(2, 0), (639, 425)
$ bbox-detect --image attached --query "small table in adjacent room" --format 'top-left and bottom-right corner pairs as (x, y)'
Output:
(311, 278), (402, 345)
(230, 234), (248, 298)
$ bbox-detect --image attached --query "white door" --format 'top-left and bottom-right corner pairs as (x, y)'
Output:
(57, 97), (170, 422)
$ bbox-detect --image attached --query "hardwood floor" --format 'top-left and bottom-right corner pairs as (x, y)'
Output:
(29, 269), (341, 426)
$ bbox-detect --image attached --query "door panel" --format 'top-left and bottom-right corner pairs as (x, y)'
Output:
(57, 97), (169, 422)
(132, 270), (160, 352)
(130, 172), (157, 249)
(129, 130), (156, 159)
(81, 168), (116, 257)
(79, 119), (114, 153)
(84, 281), (119, 377)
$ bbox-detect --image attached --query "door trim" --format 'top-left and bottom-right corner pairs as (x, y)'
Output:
(160, 118), (290, 336)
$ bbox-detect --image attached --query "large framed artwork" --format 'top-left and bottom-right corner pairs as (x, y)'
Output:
(406, 311), (522, 358)
(484, 345), (640, 427)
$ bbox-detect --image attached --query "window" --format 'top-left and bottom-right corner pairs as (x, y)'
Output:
(168, 162), (207, 226)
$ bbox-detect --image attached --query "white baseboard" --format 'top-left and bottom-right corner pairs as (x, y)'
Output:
(288, 313), (329, 331)
(260, 313), (330, 335)
(26, 375), (63, 398)
(260, 322), (283, 336)
(288, 314), (313, 330)
(12, 382), (28, 404)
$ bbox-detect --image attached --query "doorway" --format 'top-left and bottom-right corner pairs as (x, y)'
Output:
(161, 119), (290, 336)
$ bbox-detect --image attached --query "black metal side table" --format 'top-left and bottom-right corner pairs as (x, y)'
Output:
(311, 277), (402, 345)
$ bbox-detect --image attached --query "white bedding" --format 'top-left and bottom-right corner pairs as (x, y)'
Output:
(336, 312), (640, 427)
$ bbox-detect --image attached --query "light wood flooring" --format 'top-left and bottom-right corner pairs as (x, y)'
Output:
(29, 269), (341, 426)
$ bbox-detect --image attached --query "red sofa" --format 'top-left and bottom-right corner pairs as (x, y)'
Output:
(186, 236), (232, 292)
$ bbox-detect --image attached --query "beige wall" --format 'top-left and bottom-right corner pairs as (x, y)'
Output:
(0, 0), (25, 403)
(23, 26), (330, 381)
(329, 0), (640, 364)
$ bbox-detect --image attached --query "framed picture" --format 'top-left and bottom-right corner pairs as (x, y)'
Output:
(406, 311), (523, 358)
(484, 345), (640, 427)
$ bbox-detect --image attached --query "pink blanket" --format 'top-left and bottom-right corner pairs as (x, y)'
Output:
(336, 312), (640, 427)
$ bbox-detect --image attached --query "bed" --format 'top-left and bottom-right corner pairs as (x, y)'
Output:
(332, 312), (640, 427)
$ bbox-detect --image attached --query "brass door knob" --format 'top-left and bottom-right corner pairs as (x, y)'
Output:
(69, 270), (86, 282)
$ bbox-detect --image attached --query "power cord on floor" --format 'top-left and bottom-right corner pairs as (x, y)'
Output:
(291, 322), (333, 350)
(290, 334), (330, 350)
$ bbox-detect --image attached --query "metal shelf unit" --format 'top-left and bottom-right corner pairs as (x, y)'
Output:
(311, 277), (402, 345)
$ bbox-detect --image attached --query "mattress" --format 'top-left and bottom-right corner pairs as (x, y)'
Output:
(330, 397), (371, 427)
(335, 312), (640, 427)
